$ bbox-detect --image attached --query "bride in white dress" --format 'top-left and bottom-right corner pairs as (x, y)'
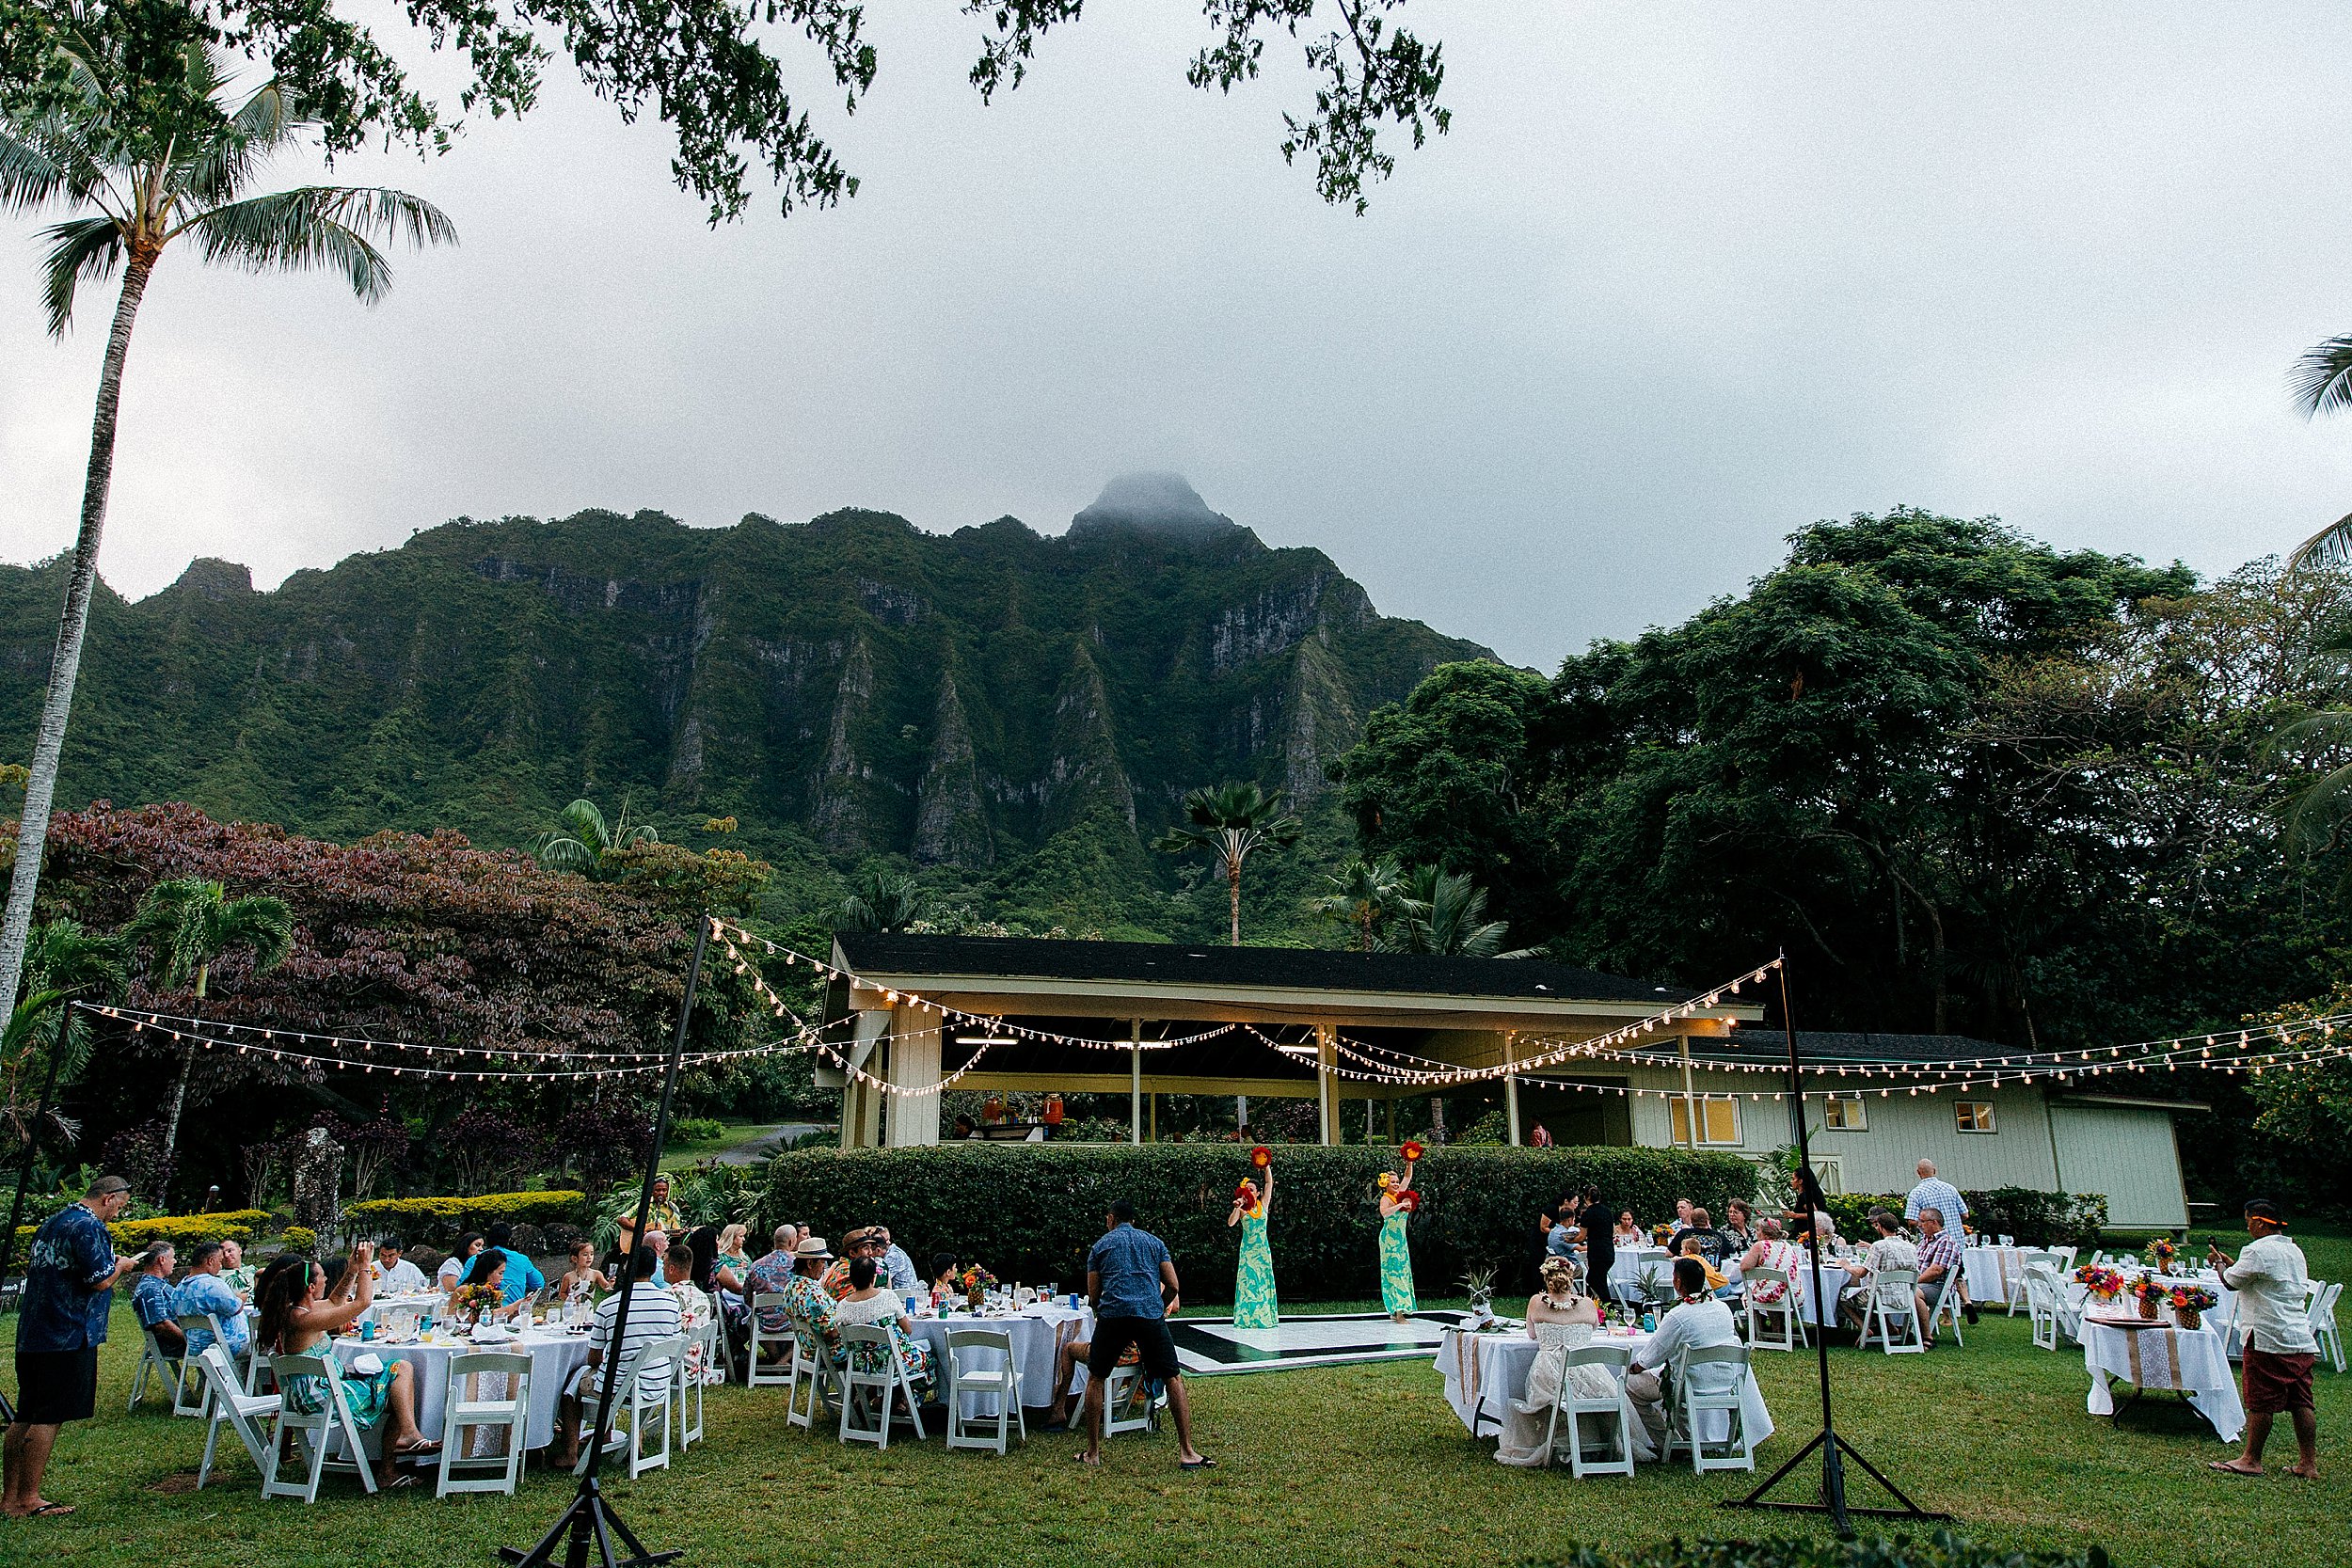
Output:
(1495, 1257), (1628, 1466)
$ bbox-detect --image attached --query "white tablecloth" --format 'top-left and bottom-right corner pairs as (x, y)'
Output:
(2080, 1318), (2243, 1443)
(330, 1330), (592, 1450)
(1435, 1325), (1772, 1456)
(1608, 1248), (1672, 1302)
(907, 1304), (1091, 1413)
(1963, 1247), (2027, 1305)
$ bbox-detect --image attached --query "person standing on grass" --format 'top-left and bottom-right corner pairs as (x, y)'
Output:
(5, 1175), (141, 1519)
(1079, 1199), (1210, 1469)
(2208, 1199), (2320, 1480)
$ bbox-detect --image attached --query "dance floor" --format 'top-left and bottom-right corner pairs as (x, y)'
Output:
(1167, 1310), (1470, 1377)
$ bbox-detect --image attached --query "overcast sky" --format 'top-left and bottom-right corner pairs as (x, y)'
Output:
(5, 2), (2351, 669)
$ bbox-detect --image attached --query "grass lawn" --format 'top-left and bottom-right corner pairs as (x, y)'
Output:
(4, 1230), (2344, 1566)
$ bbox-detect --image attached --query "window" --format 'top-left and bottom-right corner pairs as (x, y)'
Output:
(1670, 1094), (1741, 1147)
(1955, 1101), (1996, 1134)
(1822, 1094), (1867, 1131)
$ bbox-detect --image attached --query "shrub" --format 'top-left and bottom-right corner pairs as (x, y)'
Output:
(1821, 1189), (2107, 1248)
(760, 1144), (1756, 1302)
(1540, 1530), (2112, 1568)
(669, 1117), (727, 1146)
(280, 1226), (318, 1256)
(343, 1191), (590, 1246)
(8, 1209), (270, 1269)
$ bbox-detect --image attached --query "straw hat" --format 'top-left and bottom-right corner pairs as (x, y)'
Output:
(793, 1236), (833, 1260)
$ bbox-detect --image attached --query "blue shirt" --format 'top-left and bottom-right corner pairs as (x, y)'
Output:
(1087, 1223), (1172, 1321)
(495, 1246), (546, 1307)
(178, 1273), (249, 1357)
(1903, 1178), (1969, 1236)
(131, 1272), (179, 1331)
(17, 1202), (119, 1353)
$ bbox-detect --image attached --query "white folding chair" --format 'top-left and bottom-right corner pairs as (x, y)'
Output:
(748, 1293), (796, 1387)
(1740, 1268), (1803, 1352)
(2046, 1245), (2078, 1274)
(128, 1325), (186, 1412)
(2007, 1249), (2053, 1316)
(675, 1320), (717, 1449)
(1663, 1344), (1756, 1473)
(167, 1313), (229, 1416)
(837, 1323), (928, 1449)
(1099, 1362), (1164, 1437)
(437, 1350), (532, 1497)
(1858, 1269), (1925, 1354)
(945, 1326), (1026, 1455)
(1924, 1269), (1965, 1347)
(2024, 1264), (2064, 1352)
(785, 1323), (840, 1432)
(575, 1335), (682, 1480)
(193, 1345), (281, 1491)
(2309, 1281), (2344, 1373)
(264, 1353), (380, 1502)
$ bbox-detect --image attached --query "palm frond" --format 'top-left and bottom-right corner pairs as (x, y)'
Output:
(0, 124), (72, 211)
(38, 214), (125, 336)
(2289, 510), (2352, 573)
(183, 185), (454, 303)
(2293, 335), (2352, 420)
(216, 895), (295, 973)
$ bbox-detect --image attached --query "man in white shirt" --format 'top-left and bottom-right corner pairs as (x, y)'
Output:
(1626, 1257), (1741, 1446)
(371, 1238), (429, 1294)
(1839, 1212), (1918, 1328)
(2208, 1200), (2319, 1479)
(551, 1244), (683, 1470)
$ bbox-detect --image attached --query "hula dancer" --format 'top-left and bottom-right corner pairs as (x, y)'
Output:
(1229, 1147), (1279, 1328)
(1376, 1140), (1426, 1322)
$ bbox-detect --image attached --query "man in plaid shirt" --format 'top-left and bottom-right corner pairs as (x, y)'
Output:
(1912, 1208), (1968, 1342)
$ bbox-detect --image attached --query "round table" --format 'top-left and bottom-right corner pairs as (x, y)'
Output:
(906, 1303), (1092, 1414)
(1435, 1323), (1773, 1458)
(330, 1328), (591, 1450)
(1607, 1247), (1671, 1303)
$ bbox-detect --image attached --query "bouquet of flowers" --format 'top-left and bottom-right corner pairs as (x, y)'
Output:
(956, 1265), (997, 1295)
(1652, 1222), (1676, 1243)
(449, 1283), (503, 1326)
(2073, 1263), (2125, 1301)
(2129, 1275), (2166, 1318)
(1401, 1140), (1425, 1163)
(2142, 1238), (2179, 1274)
(1250, 1145), (1272, 1168)
(2166, 1282), (2217, 1328)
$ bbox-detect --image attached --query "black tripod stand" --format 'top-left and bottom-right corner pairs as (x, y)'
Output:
(499, 913), (710, 1568)
(1722, 955), (1947, 1537)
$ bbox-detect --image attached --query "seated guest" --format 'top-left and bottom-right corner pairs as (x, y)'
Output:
(454, 1251), (527, 1320)
(219, 1237), (255, 1300)
(824, 1227), (884, 1298)
(372, 1237), (428, 1293)
(1495, 1256), (1611, 1466)
(483, 1223), (546, 1309)
(128, 1243), (184, 1356)
(1840, 1212), (1919, 1327)
(1737, 1218), (1801, 1304)
(1677, 1233), (1731, 1296)
(832, 1257), (938, 1402)
(1672, 1197), (1695, 1233)
(1667, 1207), (1731, 1268)
(558, 1240), (613, 1306)
(1722, 1199), (1756, 1249)
(1612, 1210), (1644, 1248)
(257, 1243), (440, 1486)
(1626, 1257), (1740, 1446)
(438, 1232), (486, 1291)
(782, 1236), (842, 1362)
(551, 1245), (682, 1470)
(176, 1240), (250, 1360)
(664, 1242), (718, 1383)
(714, 1224), (752, 1292)
(930, 1253), (960, 1301)
(873, 1227), (921, 1296)
(745, 1226), (800, 1345)
(1540, 1196), (1582, 1260)
(1911, 1207), (1969, 1339)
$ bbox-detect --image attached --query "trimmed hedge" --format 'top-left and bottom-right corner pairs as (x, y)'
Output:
(1545, 1531), (2112, 1568)
(343, 1191), (589, 1246)
(1822, 1187), (2109, 1248)
(8, 1209), (269, 1269)
(759, 1144), (1756, 1303)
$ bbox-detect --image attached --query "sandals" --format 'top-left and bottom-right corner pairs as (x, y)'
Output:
(2208, 1460), (2262, 1477)
(390, 1436), (443, 1457)
(381, 1472), (421, 1489)
(16, 1501), (75, 1518)
(1181, 1456), (1217, 1470)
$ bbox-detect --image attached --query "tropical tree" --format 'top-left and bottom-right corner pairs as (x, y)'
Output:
(531, 797), (658, 880)
(0, 915), (126, 1154)
(838, 867), (933, 934)
(126, 876), (295, 1176)
(1381, 864), (1536, 958)
(0, 27), (453, 1021)
(1310, 855), (1404, 952)
(1152, 782), (1303, 945)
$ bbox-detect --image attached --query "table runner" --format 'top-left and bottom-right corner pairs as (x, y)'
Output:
(2080, 1320), (2243, 1443)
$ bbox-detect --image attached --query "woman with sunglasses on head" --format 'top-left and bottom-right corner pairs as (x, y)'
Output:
(255, 1243), (440, 1488)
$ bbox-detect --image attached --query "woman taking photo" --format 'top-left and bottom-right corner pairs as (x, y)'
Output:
(255, 1243), (440, 1488)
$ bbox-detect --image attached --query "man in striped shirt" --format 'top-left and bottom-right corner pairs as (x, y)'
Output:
(553, 1244), (682, 1469)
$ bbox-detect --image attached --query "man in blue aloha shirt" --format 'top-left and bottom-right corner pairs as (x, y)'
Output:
(128, 1242), (186, 1362)
(5, 1174), (141, 1519)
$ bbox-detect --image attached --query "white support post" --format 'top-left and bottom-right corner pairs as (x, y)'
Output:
(1317, 1024), (1339, 1146)
(1505, 1031), (1521, 1147)
(1130, 1018), (1143, 1147)
(1678, 1034), (1698, 1149)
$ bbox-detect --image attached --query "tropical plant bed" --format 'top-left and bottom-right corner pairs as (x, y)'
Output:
(8, 1258), (2344, 1567)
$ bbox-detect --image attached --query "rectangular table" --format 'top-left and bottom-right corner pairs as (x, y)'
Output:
(2080, 1317), (2243, 1443)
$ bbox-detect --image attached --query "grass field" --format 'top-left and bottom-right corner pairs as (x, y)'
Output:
(3, 1229), (2344, 1567)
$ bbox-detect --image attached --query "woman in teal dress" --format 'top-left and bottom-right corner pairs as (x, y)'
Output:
(1228, 1162), (1279, 1328)
(1377, 1168), (1420, 1321)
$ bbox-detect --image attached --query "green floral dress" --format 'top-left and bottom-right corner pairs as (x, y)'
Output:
(1378, 1210), (1417, 1315)
(1234, 1208), (1279, 1328)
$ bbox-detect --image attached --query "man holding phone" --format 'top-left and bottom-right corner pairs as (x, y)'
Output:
(4, 1174), (142, 1519)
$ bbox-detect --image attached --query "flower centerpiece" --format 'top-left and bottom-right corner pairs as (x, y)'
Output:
(1651, 1222), (1676, 1244)
(956, 1264), (997, 1311)
(2074, 1263), (2125, 1302)
(2167, 1282), (2217, 1331)
(448, 1283), (502, 1329)
(2130, 1275), (2164, 1320)
(2142, 1238), (2179, 1275)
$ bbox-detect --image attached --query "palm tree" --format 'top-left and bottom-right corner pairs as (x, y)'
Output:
(1381, 865), (1540, 958)
(126, 877), (295, 1176)
(531, 797), (658, 879)
(0, 916), (128, 1155)
(0, 33), (455, 1020)
(1152, 782), (1304, 945)
(1310, 855), (1404, 952)
(838, 867), (933, 934)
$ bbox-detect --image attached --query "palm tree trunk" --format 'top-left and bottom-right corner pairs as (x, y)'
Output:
(0, 253), (155, 1017)
(158, 956), (203, 1188)
(1228, 857), (1243, 946)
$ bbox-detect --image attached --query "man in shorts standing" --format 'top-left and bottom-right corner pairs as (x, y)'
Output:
(2209, 1199), (2321, 1479)
(5, 1174), (141, 1518)
(1080, 1198), (1210, 1468)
